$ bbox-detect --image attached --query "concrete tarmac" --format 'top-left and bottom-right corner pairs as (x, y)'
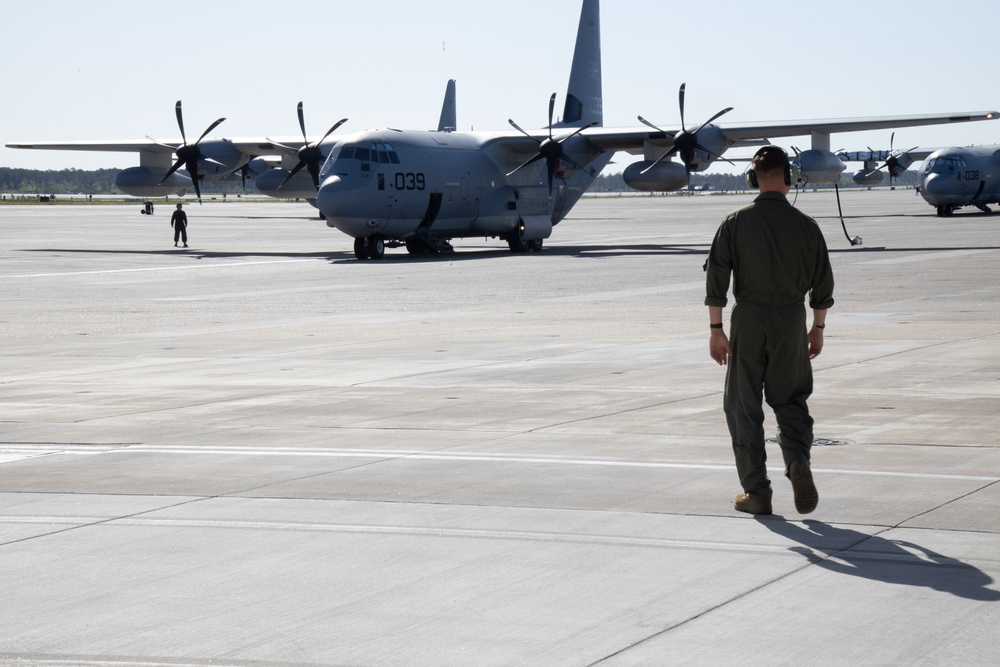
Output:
(1, 190), (998, 666)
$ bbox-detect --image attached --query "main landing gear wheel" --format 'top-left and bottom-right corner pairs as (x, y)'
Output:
(936, 205), (955, 217)
(507, 235), (543, 253)
(354, 235), (385, 260)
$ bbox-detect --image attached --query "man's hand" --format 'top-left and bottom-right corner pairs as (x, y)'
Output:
(808, 326), (824, 359)
(710, 329), (731, 366)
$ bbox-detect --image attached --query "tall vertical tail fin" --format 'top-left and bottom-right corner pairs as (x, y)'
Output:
(437, 79), (457, 132)
(561, 0), (602, 128)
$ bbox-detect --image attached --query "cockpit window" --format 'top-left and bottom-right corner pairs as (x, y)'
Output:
(333, 142), (400, 165)
(924, 156), (967, 174)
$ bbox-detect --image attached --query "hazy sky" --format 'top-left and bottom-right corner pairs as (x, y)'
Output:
(3, 0), (999, 174)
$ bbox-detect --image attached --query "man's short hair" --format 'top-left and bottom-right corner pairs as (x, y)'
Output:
(752, 146), (790, 176)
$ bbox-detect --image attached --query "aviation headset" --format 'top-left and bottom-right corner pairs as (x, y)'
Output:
(746, 146), (798, 189)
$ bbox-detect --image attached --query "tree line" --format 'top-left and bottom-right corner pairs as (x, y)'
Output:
(1, 165), (916, 197)
(0, 167), (244, 196)
(1, 167), (121, 195)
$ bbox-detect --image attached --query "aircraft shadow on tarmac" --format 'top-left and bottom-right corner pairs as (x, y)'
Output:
(19, 248), (350, 263)
(18, 243), (715, 263)
(759, 518), (1000, 602)
(827, 244), (1000, 254)
(18, 242), (1000, 263)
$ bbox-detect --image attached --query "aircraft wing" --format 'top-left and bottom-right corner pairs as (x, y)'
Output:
(6, 140), (175, 153)
(5, 137), (308, 156)
(715, 111), (999, 142)
(579, 111), (999, 154)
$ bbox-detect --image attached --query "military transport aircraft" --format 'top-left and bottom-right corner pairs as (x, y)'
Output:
(835, 134), (933, 187)
(915, 145), (1000, 216)
(7, 0), (999, 259)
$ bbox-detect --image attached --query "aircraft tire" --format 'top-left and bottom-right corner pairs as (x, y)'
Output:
(507, 235), (529, 253)
(368, 237), (385, 260)
(354, 237), (370, 260)
(527, 239), (544, 252)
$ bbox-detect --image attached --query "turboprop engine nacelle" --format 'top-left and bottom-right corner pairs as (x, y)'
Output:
(255, 168), (317, 200)
(852, 169), (885, 186)
(114, 167), (189, 197)
(623, 160), (688, 192)
(794, 150), (846, 185)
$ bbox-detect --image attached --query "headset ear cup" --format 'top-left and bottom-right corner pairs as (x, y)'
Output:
(746, 168), (758, 189)
(784, 163), (791, 186)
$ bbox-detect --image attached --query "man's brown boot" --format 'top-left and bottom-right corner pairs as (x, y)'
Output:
(787, 460), (818, 514)
(734, 493), (772, 515)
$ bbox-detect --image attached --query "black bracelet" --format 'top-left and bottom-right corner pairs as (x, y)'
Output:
(815, 324), (825, 329)
(710, 323), (723, 329)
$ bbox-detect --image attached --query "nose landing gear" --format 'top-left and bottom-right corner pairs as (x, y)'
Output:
(354, 235), (385, 260)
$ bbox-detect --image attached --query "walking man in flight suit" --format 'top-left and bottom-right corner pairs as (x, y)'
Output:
(171, 203), (188, 248)
(704, 146), (835, 515)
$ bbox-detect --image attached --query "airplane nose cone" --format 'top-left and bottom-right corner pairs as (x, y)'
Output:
(922, 173), (949, 198)
(316, 174), (376, 238)
(315, 174), (344, 217)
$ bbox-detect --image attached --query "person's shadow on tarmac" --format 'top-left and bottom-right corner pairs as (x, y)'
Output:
(758, 518), (1000, 601)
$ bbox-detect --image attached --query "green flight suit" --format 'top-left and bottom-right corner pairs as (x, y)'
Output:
(705, 192), (835, 501)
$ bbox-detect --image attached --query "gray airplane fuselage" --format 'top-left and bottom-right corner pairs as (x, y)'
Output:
(918, 145), (1000, 215)
(316, 129), (610, 245)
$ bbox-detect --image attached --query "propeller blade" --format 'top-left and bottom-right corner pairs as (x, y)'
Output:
(175, 100), (187, 144)
(640, 147), (678, 174)
(159, 158), (185, 184)
(266, 137), (299, 152)
(692, 107), (734, 134)
(145, 135), (177, 151)
(556, 121), (597, 143)
(546, 92), (557, 140)
(557, 154), (586, 172)
(278, 161), (307, 189)
(508, 118), (539, 143)
(506, 153), (545, 177)
(192, 174), (203, 204)
(637, 115), (675, 136)
(307, 162), (322, 190)
(195, 117), (226, 145)
(318, 118), (349, 145)
(694, 144), (737, 168)
(678, 83), (686, 130)
(297, 101), (308, 145)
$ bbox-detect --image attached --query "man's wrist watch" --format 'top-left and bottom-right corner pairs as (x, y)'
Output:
(710, 323), (723, 329)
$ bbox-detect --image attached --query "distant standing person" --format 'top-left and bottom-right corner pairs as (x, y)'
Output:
(171, 203), (188, 247)
(703, 145), (835, 516)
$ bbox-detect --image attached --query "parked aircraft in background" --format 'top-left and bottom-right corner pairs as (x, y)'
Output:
(917, 145), (1000, 216)
(835, 133), (933, 187)
(834, 135), (1000, 217)
(6, 0), (999, 259)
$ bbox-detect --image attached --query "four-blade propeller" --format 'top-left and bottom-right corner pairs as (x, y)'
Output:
(638, 83), (734, 180)
(877, 132), (918, 186)
(506, 93), (596, 195)
(150, 101), (226, 204)
(268, 102), (348, 190)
